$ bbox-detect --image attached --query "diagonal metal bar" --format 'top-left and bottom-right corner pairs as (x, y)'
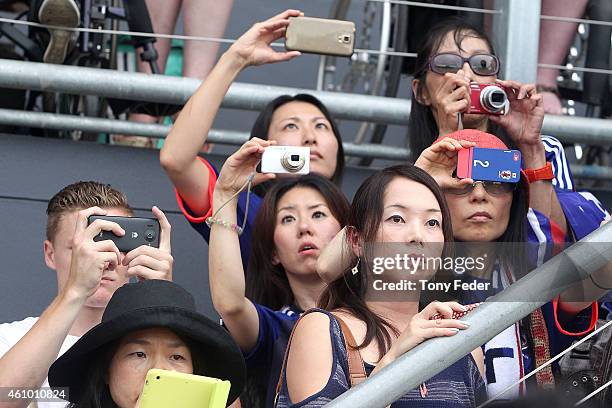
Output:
(325, 222), (612, 408)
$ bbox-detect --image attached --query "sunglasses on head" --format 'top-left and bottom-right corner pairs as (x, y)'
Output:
(427, 53), (500, 76)
(445, 180), (517, 196)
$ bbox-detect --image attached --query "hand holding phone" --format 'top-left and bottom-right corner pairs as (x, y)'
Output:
(227, 10), (302, 68)
(88, 215), (160, 252)
(121, 206), (174, 282)
(413, 137), (476, 190)
(457, 147), (521, 182)
(88, 207), (173, 281)
(65, 207), (124, 299)
(285, 16), (355, 57)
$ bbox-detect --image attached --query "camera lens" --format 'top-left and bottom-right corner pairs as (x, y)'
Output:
(342, 35), (351, 43)
(281, 151), (305, 173)
(144, 229), (156, 242)
(491, 93), (504, 103)
(480, 86), (507, 113)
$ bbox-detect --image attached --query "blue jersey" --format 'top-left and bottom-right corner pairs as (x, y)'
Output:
(542, 135), (574, 190)
(541, 135), (610, 239)
(526, 204), (600, 372)
(245, 302), (302, 408)
(475, 205), (600, 397)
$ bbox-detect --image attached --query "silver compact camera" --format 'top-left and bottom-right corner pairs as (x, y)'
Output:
(261, 146), (310, 175)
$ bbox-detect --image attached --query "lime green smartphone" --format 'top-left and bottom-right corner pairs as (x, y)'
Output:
(139, 369), (231, 408)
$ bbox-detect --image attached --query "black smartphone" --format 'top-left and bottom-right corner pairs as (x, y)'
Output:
(87, 215), (160, 252)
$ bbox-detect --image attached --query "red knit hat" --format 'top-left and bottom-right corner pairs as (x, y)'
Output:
(434, 129), (508, 149)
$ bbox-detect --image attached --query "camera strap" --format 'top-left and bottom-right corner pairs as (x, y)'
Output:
(209, 172), (255, 236)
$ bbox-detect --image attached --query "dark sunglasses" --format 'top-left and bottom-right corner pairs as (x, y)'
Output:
(445, 181), (516, 196)
(427, 53), (500, 76)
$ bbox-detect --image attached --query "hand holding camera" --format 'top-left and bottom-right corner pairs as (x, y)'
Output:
(489, 79), (544, 149)
(429, 69), (472, 135)
(216, 139), (312, 201)
(215, 138), (278, 199)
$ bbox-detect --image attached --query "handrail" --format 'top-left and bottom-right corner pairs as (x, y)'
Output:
(2, 108), (611, 180)
(1, 59), (612, 180)
(0, 59), (610, 145)
(0, 59), (410, 126)
(0, 109), (409, 161)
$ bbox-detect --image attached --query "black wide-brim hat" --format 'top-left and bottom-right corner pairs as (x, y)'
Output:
(48, 280), (245, 405)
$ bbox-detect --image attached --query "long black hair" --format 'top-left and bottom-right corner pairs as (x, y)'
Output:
(318, 165), (455, 358)
(245, 174), (350, 310)
(407, 18), (515, 161)
(67, 342), (118, 408)
(495, 176), (530, 280)
(250, 94), (345, 187)
(69, 333), (205, 408)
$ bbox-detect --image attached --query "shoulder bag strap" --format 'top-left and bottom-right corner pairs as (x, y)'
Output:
(274, 310), (368, 406)
(332, 313), (368, 387)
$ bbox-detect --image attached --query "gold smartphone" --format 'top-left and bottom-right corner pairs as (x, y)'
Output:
(285, 16), (355, 57)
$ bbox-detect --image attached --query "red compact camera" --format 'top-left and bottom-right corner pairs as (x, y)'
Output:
(468, 82), (509, 115)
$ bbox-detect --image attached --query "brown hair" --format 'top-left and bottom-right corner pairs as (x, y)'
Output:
(319, 165), (455, 358)
(46, 181), (132, 241)
(245, 174), (350, 310)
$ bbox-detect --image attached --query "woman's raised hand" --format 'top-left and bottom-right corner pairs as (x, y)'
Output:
(490, 79), (544, 147)
(414, 137), (475, 189)
(382, 301), (470, 365)
(215, 138), (277, 197)
(427, 70), (472, 136)
(229, 9), (302, 69)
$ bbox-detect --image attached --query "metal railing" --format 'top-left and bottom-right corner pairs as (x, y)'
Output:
(1, 1), (610, 79)
(1, 59), (612, 178)
(0, 59), (410, 125)
(3, 108), (612, 180)
(493, 0), (541, 83)
(0, 109), (409, 161)
(326, 222), (612, 408)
